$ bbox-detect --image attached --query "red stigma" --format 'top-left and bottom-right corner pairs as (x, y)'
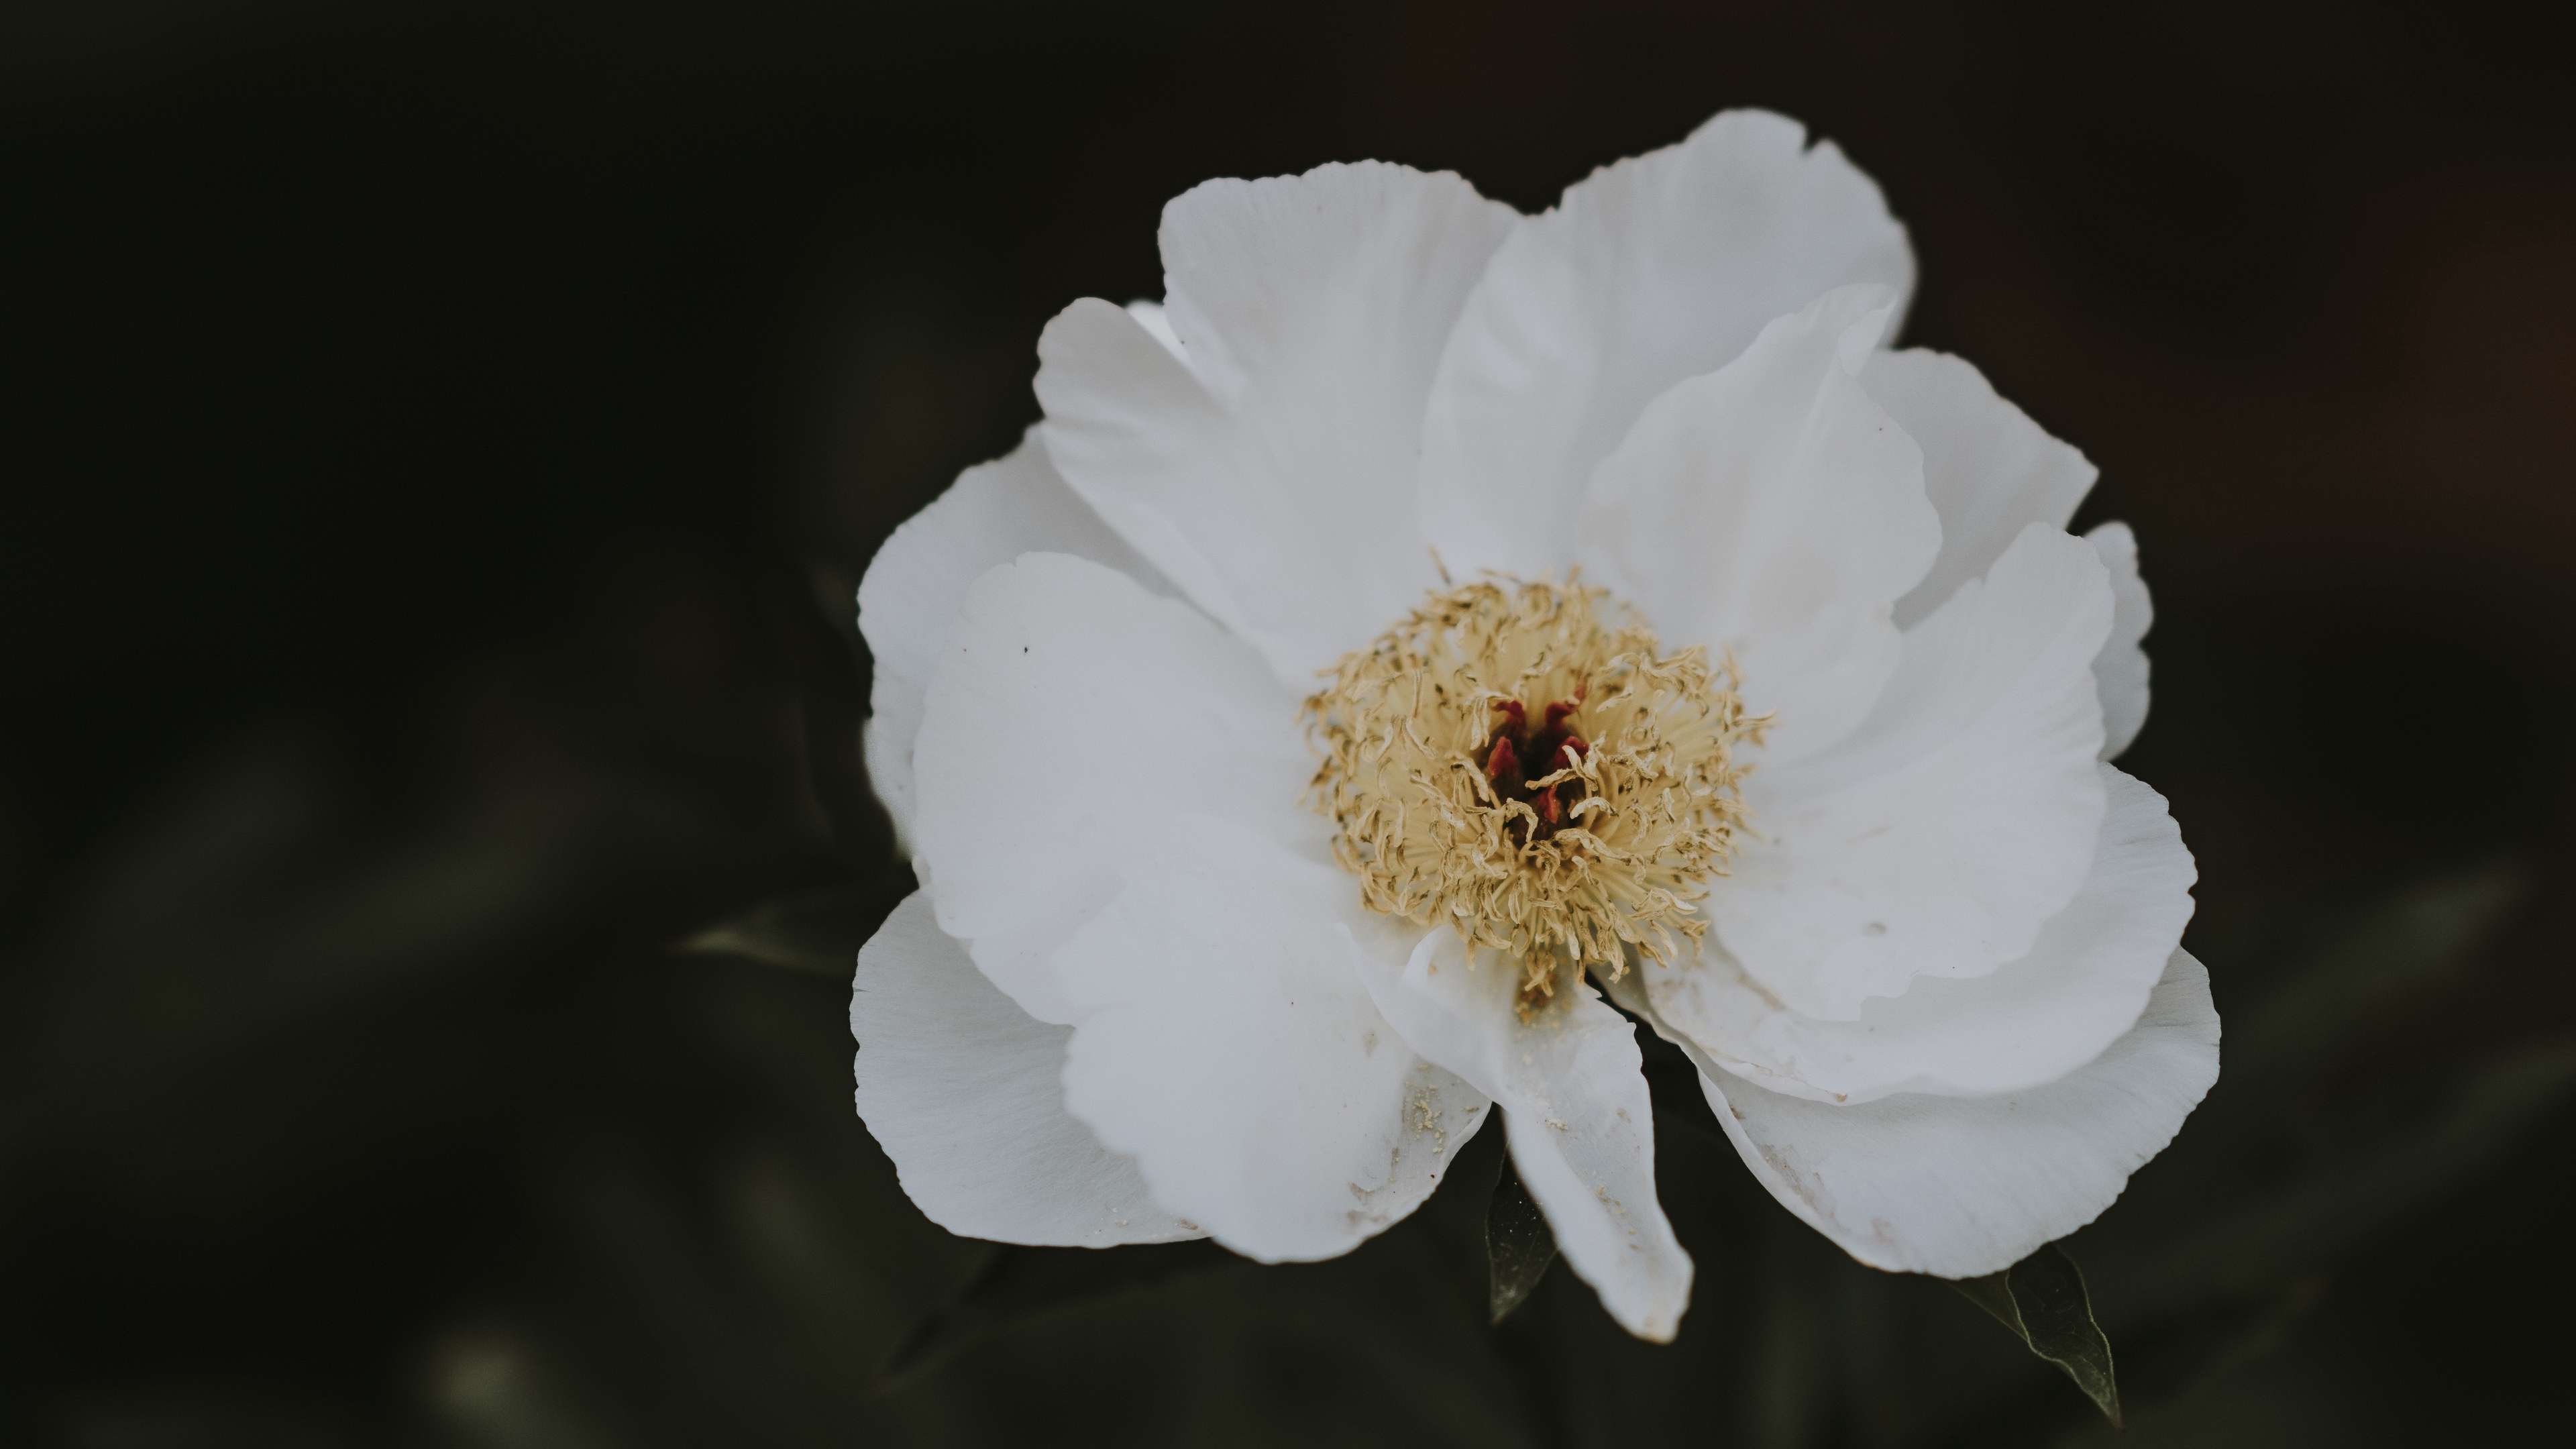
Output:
(1483, 695), (1591, 845)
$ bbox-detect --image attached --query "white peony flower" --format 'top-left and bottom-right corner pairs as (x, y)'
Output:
(850, 109), (2217, 1342)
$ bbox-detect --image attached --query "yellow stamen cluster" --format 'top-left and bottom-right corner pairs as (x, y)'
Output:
(1303, 577), (1764, 1005)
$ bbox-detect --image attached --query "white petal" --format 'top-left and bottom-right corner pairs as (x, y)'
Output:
(1052, 816), (1490, 1263)
(1578, 284), (1941, 765)
(1627, 949), (2219, 1279)
(1036, 164), (1518, 682)
(911, 551), (1313, 1024)
(852, 892), (1200, 1247)
(1652, 766), (2194, 1102)
(1354, 931), (1691, 1342)
(1862, 348), (2098, 631)
(2088, 521), (2153, 759)
(1122, 299), (1188, 363)
(857, 431), (1170, 855)
(1422, 109), (1915, 579)
(1717, 523), (2114, 1020)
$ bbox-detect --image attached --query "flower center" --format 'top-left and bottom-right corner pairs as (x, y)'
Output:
(1303, 577), (1764, 1007)
(1478, 695), (1591, 844)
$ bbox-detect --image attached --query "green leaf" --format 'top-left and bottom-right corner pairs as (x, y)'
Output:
(1955, 1241), (2123, 1427)
(874, 1239), (1236, 1393)
(1485, 1151), (1557, 1324)
(675, 871), (910, 976)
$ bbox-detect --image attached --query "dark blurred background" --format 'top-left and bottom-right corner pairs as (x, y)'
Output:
(3, 2), (2572, 1445)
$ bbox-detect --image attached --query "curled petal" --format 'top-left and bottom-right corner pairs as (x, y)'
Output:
(1426, 109), (1915, 580)
(1614, 949), (2220, 1278)
(1354, 930), (1690, 1342)
(1578, 284), (1941, 767)
(1053, 816), (1489, 1263)
(2088, 522), (2153, 760)
(1652, 767), (2194, 1102)
(1715, 523), (2114, 1019)
(912, 552), (1311, 1024)
(852, 892), (1199, 1247)
(1038, 162), (1518, 683)
(858, 432), (1169, 853)
(1860, 347), (2097, 631)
